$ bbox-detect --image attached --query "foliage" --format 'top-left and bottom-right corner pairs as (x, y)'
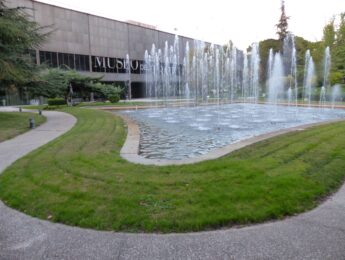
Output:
(322, 17), (336, 48)
(259, 36), (325, 89)
(329, 72), (344, 85)
(1, 108), (345, 232)
(29, 68), (122, 101)
(336, 13), (345, 46)
(259, 9), (344, 92)
(332, 13), (345, 72)
(28, 68), (70, 98)
(47, 98), (66, 106)
(258, 38), (281, 85)
(276, 0), (290, 41)
(90, 82), (122, 101)
(0, 0), (48, 89)
(108, 95), (120, 103)
(321, 13), (345, 86)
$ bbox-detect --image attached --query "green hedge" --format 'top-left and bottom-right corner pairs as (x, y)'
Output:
(109, 95), (120, 103)
(47, 98), (66, 106)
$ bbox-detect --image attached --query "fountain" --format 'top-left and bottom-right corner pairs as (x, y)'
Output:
(323, 46), (331, 88)
(283, 34), (298, 106)
(249, 43), (260, 103)
(331, 84), (342, 109)
(119, 35), (345, 161)
(267, 52), (284, 105)
(242, 53), (249, 102)
(303, 50), (315, 107)
(319, 86), (326, 109)
(287, 87), (292, 106)
(230, 47), (238, 102)
(143, 37), (261, 107)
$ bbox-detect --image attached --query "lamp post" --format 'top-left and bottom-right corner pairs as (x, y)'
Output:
(29, 118), (35, 129)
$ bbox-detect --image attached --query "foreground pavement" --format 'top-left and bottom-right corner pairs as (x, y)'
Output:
(0, 108), (345, 259)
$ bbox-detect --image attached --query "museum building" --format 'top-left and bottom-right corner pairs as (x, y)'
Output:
(9, 0), (199, 99)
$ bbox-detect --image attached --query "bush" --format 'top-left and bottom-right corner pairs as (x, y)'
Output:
(108, 95), (120, 103)
(330, 71), (344, 85)
(47, 98), (66, 106)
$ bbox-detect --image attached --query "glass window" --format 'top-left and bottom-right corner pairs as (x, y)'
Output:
(39, 51), (58, 67)
(75, 54), (90, 71)
(58, 53), (75, 69)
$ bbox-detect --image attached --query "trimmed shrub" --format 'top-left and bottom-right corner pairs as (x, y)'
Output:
(47, 98), (66, 106)
(109, 95), (120, 103)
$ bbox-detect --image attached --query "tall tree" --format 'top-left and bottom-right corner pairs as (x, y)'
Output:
(0, 0), (48, 88)
(276, 0), (290, 41)
(336, 13), (345, 46)
(333, 13), (345, 72)
(322, 17), (336, 48)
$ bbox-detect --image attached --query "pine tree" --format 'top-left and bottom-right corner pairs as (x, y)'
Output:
(276, 0), (290, 41)
(0, 0), (48, 87)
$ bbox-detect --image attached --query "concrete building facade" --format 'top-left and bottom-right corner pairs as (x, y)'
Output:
(8, 0), (197, 98)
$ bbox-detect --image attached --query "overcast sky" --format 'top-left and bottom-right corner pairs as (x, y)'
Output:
(36, 0), (344, 49)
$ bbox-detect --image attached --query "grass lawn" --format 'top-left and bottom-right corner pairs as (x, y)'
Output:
(0, 112), (46, 142)
(0, 108), (345, 233)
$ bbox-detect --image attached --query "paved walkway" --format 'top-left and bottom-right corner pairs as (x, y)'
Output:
(1, 108), (345, 259)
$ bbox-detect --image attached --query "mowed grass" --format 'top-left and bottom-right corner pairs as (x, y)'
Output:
(0, 112), (46, 142)
(0, 108), (345, 233)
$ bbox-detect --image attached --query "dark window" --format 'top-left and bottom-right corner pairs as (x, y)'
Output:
(75, 54), (90, 71)
(58, 53), (75, 69)
(39, 51), (58, 67)
(51, 52), (58, 67)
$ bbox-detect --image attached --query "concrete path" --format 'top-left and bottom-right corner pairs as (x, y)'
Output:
(1, 108), (345, 259)
(0, 108), (76, 172)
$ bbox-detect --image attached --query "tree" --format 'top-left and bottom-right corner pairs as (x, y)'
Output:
(276, 0), (290, 41)
(322, 17), (336, 48)
(333, 13), (345, 72)
(336, 13), (345, 46)
(0, 0), (48, 88)
(31, 68), (122, 102)
(259, 38), (281, 84)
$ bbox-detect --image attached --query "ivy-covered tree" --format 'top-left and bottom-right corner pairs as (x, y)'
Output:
(0, 0), (48, 89)
(276, 0), (290, 41)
